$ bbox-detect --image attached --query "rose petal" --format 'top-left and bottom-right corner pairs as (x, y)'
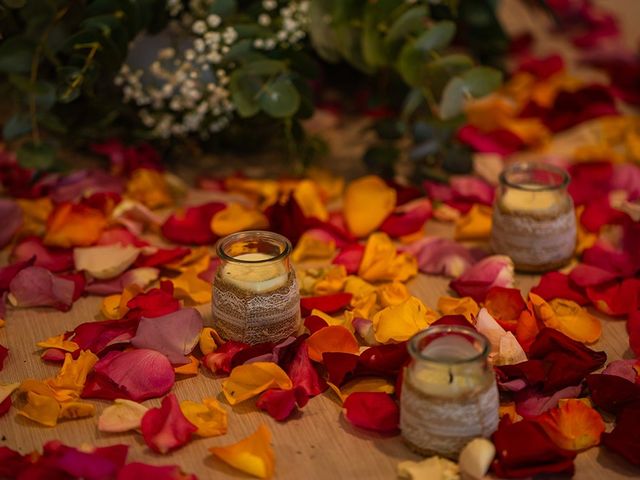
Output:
(569, 263), (619, 287)
(628, 310), (640, 358)
(602, 359), (639, 383)
(209, 424), (275, 479)
(0, 344), (7, 372)
(0, 199), (22, 248)
(71, 317), (139, 354)
(358, 232), (417, 282)
(126, 281), (180, 318)
(85, 267), (159, 296)
(222, 362), (292, 405)
(264, 194), (307, 246)
(405, 237), (481, 277)
(180, 397), (228, 437)
(515, 385), (583, 418)
(379, 198), (432, 238)
(256, 389), (298, 421)
(457, 124), (525, 156)
(372, 297), (437, 344)
(306, 326), (359, 362)
(343, 175), (396, 237)
(484, 287), (526, 326)
(74, 244), (141, 280)
(135, 247), (190, 268)
(601, 402), (640, 466)
(530, 271), (589, 305)
(203, 340), (250, 375)
(582, 244), (638, 277)
(455, 204), (493, 240)
(586, 278), (640, 317)
(44, 202), (107, 247)
(210, 203), (269, 237)
(141, 393), (197, 454)
(291, 230), (336, 263)
(586, 374), (640, 414)
(332, 244), (365, 274)
(329, 377), (395, 404)
(98, 398), (149, 433)
(161, 202), (225, 245)
(449, 255), (514, 302)
(287, 341), (327, 400)
(85, 349), (175, 401)
(535, 399), (605, 451)
(343, 392), (399, 433)
(300, 293), (352, 318)
(491, 417), (576, 478)
(9, 266), (75, 311)
(11, 236), (73, 273)
(131, 308), (203, 364)
(0, 257), (35, 292)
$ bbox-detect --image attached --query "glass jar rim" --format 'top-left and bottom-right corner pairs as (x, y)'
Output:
(216, 230), (292, 264)
(408, 325), (490, 364)
(499, 161), (570, 192)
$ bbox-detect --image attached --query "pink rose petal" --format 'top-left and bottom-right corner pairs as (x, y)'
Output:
(569, 264), (619, 288)
(9, 266), (75, 311)
(44, 441), (128, 480)
(97, 227), (149, 247)
(449, 255), (514, 302)
(0, 257), (35, 292)
(131, 308), (203, 364)
(602, 360), (638, 383)
(11, 237), (73, 273)
(404, 237), (484, 277)
(141, 393), (197, 454)
(85, 349), (175, 401)
(203, 341), (250, 375)
(515, 385), (583, 418)
(0, 199), (22, 249)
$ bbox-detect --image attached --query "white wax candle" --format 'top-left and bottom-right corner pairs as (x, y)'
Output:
(221, 252), (288, 293)
(500, 185), (564, 214)
(411, 336), (485, 398)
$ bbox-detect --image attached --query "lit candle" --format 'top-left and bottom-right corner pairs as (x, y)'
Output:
(221, 252), (288, 293)
(500, 184), (565, 214)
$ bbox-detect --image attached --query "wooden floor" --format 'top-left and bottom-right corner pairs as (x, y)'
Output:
(2, 1), (640, 479)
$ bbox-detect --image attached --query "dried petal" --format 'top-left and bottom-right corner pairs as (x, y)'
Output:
(141, 393), (197, 454)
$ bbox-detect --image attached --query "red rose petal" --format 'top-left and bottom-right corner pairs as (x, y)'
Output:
(568, 161), (613, 206)
(256, 389), (298, 421)
(517, 54), (564, 79)
(0, 257), (35, 292)
(44, 441), (128, 480)
(0, 445), (30, 477)
(0, 396), (10, 417)
(457, 124), (525, 156)
(358, 343), (409, 376)
(484, 286), (526, 328)
(287, 341), (327, 400)
(126, 281), (180, 319)
(71, 317), (139, 354)
(569, 264), (619, 288)
(530, 272), (589, 305)
(265, 195), (308, 246)
(304, 315), (329, 334)
(586, 374), (640, 414)
(601, 402), (640, 466)
(379, 198), (432, 238)
(602, 359), (639, 383)
(449, 255), (514, 302)
(332, 244), (364, 274)
(580, 197), (628, 232)
(491, 417), (576, 478)
(141, 393), (197, 454)
(135, 247), (190, 268)
(628, 310), (640, 357)
(343, 392), (399, 434)
(231, 342), (276, 368)
(430, 315), (472, 328)
(582, 244), (638, 277)
(529, 329), (607, 393)
(586, 278), (640, 317)
(496, 360), (546, 390)
(161, 202), (225, 245)
(203, 341), (250, 375)
(323, 352), (360, 386)
(0, 344), (7, 371)
(300, 293), (353, 317)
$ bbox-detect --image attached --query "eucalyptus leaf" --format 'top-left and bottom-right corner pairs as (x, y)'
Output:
(439, 66), (502, 119)
(238, 59), (286, 76)
(385, 6), (428, 47)
(229, 72), (261, 117)
(2, 113), (31, 140)
(420, 54), (473, 97)
(414, 21), (456, 52)
(17, 141), (56, 170)
(0, 36), (33, 73)
(259, 77), (300, 118)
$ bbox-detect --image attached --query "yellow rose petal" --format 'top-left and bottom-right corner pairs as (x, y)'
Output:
(181, 397), (228, 437)
(209, 424), (275, 479)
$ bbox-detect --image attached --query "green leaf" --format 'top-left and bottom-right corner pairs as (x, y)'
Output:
(7, 75), (56, 109)
(396, 41), (422, 86)
(37, 111), (68, 134)
(420, 54), (474, 97)
(238, 59), (286, 76)
(0, 36), (33, 73)
(439, 66), (502, 119)
(17, 141), (56, 170)
(414, 21), (456, 52)
(385, 6), (428, 47)
(361, 9), (388, 67)
(208, 0), (236, 17)
(2, 113), (31, 140)
(56, 66), (82, 103)
(229, 72), (261, 118)
(259, 77), (300, 118)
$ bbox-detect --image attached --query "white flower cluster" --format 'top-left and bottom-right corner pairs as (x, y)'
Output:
(115, 0), (310, 139)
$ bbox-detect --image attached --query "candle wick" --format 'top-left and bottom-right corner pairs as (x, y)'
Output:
(448, 371), (453, 384)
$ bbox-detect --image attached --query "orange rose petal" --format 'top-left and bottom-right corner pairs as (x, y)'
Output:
(125, 168), (173, 209)
(43, 203), (107, 248)
(169, 267), (212, 304)
(454, 204), (492, 241)
(344, 176), (396, 237)
(515, 307), (540, 353)
(18, 390), (61, 427)
(306, 325), (359, 362)
(209, 424), (275, 479)
(437, 295), (479, 322)
(174, 355), (200, 376)
(377, 282), (410, 308)
(181, 397), (228, 437)
(292, 180), (329, 221)
(548, 298), (602, 344)
(291, 232), (336, 263)
(536, 399), (605, 451)
(17, 197), (53, 237)
(35, 334), (79, 353)
(210, 203), (269, 237)
(327, 377), (395, 404)
(199, 327), (220, 355)
(222, 362), (292, 405)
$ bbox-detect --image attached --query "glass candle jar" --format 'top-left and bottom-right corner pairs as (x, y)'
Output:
(212, 230), (301, 345)
(490, 161), (577, 272)
(400, 326), (499, 459)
